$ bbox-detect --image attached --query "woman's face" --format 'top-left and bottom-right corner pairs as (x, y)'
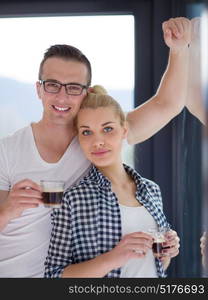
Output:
(77, 107), (127, 168)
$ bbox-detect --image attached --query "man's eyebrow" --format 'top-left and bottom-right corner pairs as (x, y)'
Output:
(44, 79), (60, 83)
(44, 79), (82, 85)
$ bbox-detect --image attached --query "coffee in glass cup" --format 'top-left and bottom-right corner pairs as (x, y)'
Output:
(152, 232), (166, 256)
(40, 180), (65, 208)
(149, 227), (170, 258)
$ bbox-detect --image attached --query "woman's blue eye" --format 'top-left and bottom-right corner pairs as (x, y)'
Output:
(82, 130), (92, 136)
(104, 127), (113, 133)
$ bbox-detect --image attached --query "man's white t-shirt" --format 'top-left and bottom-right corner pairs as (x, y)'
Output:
(0, 125), (91, 278)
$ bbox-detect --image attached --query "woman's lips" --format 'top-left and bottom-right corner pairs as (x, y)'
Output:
(91, 150), (110, 156)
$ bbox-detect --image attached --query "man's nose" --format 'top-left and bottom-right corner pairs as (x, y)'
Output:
(56, 85), (70, 100)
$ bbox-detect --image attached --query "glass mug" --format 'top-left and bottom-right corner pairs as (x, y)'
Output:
(40, 180), (65, 208)
(148, 227), (170, 258)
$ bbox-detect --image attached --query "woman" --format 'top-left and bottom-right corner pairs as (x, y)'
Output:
(45, 86), (180, 278)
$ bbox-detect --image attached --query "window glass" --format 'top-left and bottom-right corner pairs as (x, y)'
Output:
(0, 15), (134, 166)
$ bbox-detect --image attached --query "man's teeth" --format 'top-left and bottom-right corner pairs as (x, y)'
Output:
(54, 106), (69, 111)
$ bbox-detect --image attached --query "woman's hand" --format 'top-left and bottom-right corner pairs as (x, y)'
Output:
(155, 229), (180, 271)
(106, 231), (153, 270)
(154, 229), (180, 270)
(162, 229), (180, 258)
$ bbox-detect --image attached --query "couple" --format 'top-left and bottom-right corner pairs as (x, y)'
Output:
(0, 17), (196, 277)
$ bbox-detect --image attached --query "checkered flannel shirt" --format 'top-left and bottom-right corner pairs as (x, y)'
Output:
(45, 164), (170, 278)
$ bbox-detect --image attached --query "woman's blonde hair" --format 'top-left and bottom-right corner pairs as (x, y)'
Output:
(77, 85), (126, 126)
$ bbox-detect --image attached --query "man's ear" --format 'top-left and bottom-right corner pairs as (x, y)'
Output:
(36, 81), (41, 99)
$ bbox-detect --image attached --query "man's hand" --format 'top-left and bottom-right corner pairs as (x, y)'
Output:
(0, 179), (43, 229)
(162, 17), (191, 52)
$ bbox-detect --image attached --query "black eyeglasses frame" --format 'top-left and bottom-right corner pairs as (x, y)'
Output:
(39, 80), (88, 96)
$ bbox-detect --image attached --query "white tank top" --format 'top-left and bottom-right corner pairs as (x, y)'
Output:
(119, 204), (158, 277)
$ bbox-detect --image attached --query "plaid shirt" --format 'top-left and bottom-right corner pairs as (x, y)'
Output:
(45, 164), (170, 278)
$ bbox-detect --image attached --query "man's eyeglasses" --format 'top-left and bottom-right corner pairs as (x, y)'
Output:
(39, 80), (88, 96)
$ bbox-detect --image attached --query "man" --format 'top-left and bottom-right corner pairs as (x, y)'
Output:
(0, 17), (191, 277)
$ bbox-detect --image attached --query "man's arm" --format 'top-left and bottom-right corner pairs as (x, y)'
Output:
(127, 17), (191, 144)
(0, 180), (43, 231)
(186, 17), (206, 125)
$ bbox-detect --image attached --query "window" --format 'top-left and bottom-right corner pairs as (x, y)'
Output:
(0, 15), (134, 166)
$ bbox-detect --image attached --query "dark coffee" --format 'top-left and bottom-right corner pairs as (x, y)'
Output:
(152, 242), (163, 254)
(42, 191), (63, 207)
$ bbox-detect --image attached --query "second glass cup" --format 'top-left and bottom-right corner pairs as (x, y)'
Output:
(148, 227), (170, 258)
